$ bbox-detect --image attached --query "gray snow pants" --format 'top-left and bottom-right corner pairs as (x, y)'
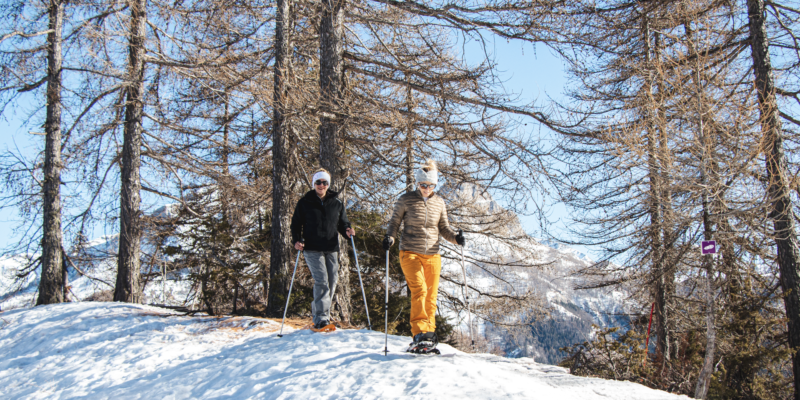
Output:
(303, 250), (339, 325)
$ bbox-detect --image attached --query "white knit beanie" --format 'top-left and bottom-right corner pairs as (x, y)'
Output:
(312, 170), (331, 184)
(415, 160), (438, 185)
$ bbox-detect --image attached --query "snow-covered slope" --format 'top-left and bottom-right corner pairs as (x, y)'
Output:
(0, 254), (40, 309)
(0, 302), (687, 399)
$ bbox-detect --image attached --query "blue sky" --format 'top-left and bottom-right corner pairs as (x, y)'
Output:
(466, 39), (578, 251)
(1, 101), (45, 251)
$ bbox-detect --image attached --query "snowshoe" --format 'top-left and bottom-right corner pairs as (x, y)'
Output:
(310, 320), (336, 333)
(409, 345), (440, 355)
(406, 332), (440, 355)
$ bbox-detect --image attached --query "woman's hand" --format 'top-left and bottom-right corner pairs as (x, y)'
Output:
(456, 230), (465, 246)
(383, 236), (395, 250)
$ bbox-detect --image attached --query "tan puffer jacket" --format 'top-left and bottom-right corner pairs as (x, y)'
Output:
(386, 189), (458, 255)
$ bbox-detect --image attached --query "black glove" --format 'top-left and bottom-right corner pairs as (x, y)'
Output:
(382, 236), (394, 251)
(456, 229), (465, 246)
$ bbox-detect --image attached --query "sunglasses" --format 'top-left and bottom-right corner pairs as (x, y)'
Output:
(419, 183), (436, 189)
(314, 180), (329, 186)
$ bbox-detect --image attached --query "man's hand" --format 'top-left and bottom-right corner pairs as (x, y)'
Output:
(346, 227), (356, 238)
(294, 241), (304, 251)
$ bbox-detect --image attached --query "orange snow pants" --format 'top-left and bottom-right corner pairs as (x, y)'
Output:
(399, 251), (442, 336)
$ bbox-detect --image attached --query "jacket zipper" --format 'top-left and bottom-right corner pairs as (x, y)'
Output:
(423, 197), (429, 254)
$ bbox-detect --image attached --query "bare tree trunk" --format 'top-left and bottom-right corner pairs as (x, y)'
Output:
(643, 17), (670, 362)
(319, 0), (351, 323)
(653, 30), (678, 363)
(405, 137), (414, 193)
(114, 0), (146, 303)
(201, 263), (214, 315)
(404, 87), (414, 298)
(405, 86), (415, 194)
(37, 0), (65, 305)
(221, 97), (231, 218)
(694, 74), (716, 400)
(266, 0), (295, 317)
(695, 209), (716, 399)
(232, 283), (239, 314)
(747, 0), (800, 397)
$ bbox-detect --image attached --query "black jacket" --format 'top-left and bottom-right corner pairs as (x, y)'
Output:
(290, 189), (351, 252)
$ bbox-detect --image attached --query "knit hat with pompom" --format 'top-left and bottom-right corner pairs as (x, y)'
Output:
(415, 159), (438, 186)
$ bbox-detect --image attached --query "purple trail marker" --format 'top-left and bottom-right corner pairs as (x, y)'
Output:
(701, 240), (717, 255)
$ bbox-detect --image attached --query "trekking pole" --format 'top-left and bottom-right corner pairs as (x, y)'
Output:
(384, 249), (390, 356)
(277, 247), (302, 338)
(459, 230), (475, 349)
(351, 236), (371, 330)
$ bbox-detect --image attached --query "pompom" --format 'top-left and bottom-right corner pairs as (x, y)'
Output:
(422, 159), (437, 173)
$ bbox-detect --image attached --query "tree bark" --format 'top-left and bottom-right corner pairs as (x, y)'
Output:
(404, 86), (414, 298)
(643, 17), (671, 362)
(747, 0), (800, 398)
(319, 0), (351, 323)
(37, 0), (65, 306)
(685, 19), (718, 398)
(405, 137), (414, 193)
(266, 0), (295, 316)
(695, 223), (716, 399)
(654, 29), (678, 362)
(405, 85), (415, 194)
(694, 77), (716, 400)
(114, 0), (146, 303)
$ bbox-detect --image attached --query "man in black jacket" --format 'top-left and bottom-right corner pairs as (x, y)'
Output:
(290, 168), (355, 329)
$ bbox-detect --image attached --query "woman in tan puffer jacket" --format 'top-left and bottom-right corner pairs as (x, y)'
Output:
(383, 160), (465, 347)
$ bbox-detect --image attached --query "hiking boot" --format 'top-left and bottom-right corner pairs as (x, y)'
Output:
(408, 332), (439, 354)
(315, 320), (330, 329)
(412, 332), (437, 345)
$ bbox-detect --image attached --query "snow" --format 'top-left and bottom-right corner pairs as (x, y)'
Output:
(0, 254), (39, 310)
(0, 240), (194, 312)
(0, 302), (689, 399)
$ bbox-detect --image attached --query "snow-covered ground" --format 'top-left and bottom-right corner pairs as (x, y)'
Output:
(0, 302), (687, 399)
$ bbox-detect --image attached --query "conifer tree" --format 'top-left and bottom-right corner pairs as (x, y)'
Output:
(114, 0), (147, 303)
(319, 0), (351, 321)
(267, 0), (296, 316)
(746, 0), (800, 396)
(0, 0), (75, 304)
(37, 0), (66, 305)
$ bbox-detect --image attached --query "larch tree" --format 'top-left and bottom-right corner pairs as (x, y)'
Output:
(746, 0), (800, 396)
(37, 0), (66, 305)
(114, 0), (148, 303)
(319, 0), (352, 322)
(547, 0), (799, 397)
(0, 0), (83, 304)
(267, 0), (296, 317)
(544, 0), (687, 365)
